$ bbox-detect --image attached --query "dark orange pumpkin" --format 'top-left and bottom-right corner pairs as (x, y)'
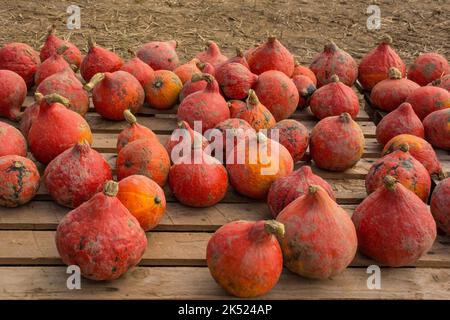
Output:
(292, 75), (316, 109)
(137, 40), (179, 71)
(0, 155), (40, 207)
(408, 52), (449, 86)
(423, 108), (450, 150)
(173, 58), (201, 84)
(430, 178), (450, 235)
(85, 71), (145, 120)
(0, 121), (27, 157)
(0, 42), (41, 87)
(234, 90), (275, 131)
(116, 110), (159, 153)
(370, 67), (420, 112)
(40, 25), (82, 69)
(117, 174), (166, 231)
(120, 50), (154, 88)
(406, 86), (450, 120)
(366, 143), (431, 202)
(196, 41), (228, 68)
(206, 220), (284, 298)
(116, 139), (170, 187)
(292, 62), (317, 86)
(0, 69), (27, 120)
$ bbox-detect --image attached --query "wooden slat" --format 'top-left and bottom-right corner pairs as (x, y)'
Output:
(0, 201), (358, 231)
(0, 230), (448, 268)
(0, 266), (449, 299)
(32, 178), (367, 204)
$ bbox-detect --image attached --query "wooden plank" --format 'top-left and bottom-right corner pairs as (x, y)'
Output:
(0, 201), (358, 231)
(32, 178), (368, 204)
(0, 266), (449, 299)
(0, 230), (448, 268)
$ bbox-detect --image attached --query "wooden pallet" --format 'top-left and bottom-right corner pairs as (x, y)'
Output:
(0, 93), (449, 300)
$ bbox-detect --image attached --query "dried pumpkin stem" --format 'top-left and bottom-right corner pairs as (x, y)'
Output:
(123, 109), (137, 125)
(383, 175), (398, 191)
(13, 161), (24, 169)
(247, 89), (259, 105)
(84, 73), (106, 91)
(388, 67), (402, 80)
(191, 73), (213, 84)
(330, 74), (340, 82)
(43, 93), (70, 107)
(127, 49), (136, 57)
(436, 170), (447, 181)
(57, 44), (69, 55)
(308, 185), (319, 194)
(264, 220), (285, 238)
(381, 34), (393, 45)
(324, 41), (338, 52)
(196, 61), (206, 70)
(34, 92), (44, 102)
(339, 112), (352, 123)
(268, 36), (277, 43)
(47, 24), (56, 36)
(154, 196), (162, 204)
(398, 143), (410, 153)
(235, 48), (244, 57)
(103, 181), (119, 197)
(87, 35), (96, 50)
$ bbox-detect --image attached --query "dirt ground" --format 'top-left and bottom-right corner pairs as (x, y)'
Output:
(0, 0), (449, 66)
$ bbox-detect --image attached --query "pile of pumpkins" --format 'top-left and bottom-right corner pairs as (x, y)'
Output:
(0, 25), (449, 297)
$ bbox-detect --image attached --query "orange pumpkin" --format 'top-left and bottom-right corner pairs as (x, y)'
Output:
(234, 89), (276, 131)
(144, 70), (182, 109)
(116, 139), (170, 187)
(117, 175), (166, 231)
(173, 58), (201, 84)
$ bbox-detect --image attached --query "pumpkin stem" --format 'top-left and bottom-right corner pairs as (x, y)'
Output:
(13, 161), (24, 169)
(43, 93), (70, 107)
(74, 140), (91, 154)
(339, 112), (352, 123)
(324, 41), (338, 52)
(154, 196), (162, 204)
(196, 61), (206, 70)
(57, 44), (69, 55)
(435, 170), (447, 181)
(123, 109), (137, 125)
(308, 185), (319, 194)
(177, 121), (187, 129)
(235, 48), (244, 57)
(247, 89), (259, 106)
(103, 180), (119, 197)
(388, 67), (402, 80)
(268, 36), (277, 44)
(398, 143), (410, 153)
(264, 220), (285, 238)
(381, 34), (393, 45)
(84, 72), (106, 91)
(330, 74), (340, 83)
(87, 35), (96, 50)
(191, 73), (213, 84)
(383, 175), (398, 191)
(34, 92), (44, 102)
(127, 49), (137, 57)
(47, 24), (56, 36)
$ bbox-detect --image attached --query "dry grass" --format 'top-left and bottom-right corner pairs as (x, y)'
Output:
(0, 0), (448, 65)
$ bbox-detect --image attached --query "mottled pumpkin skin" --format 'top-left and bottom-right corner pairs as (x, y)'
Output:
(44, 143), (112, 208)
(177, 76), (230, 133)
(406, 86), (450, 120)
(116, 139), (170, 187)
(266, 119), (309, 162)
(145, 70), (182, 110)
(206, 220), (283, 298)
(196, 41), (228, 68)
(179, 77), (207, 102)
(234, 92), (275, 131)
(370, 77), (420, 112)
(0, 70), (27, 120)
(173, 58), (201, 84)
(19, 102), (39, 138)
(28, 99), (93, 164)
(80, 44), (123, 82)
(375, 102), (424, 146)
(408, 53), (450, 86)
(431, 74), (450, 91)
(366, 148), (431, 202)
(423, 108), (450, 150)
(292, 75), (316, 109)
(352, 178), (436, 267)
(310, 113), (365, 171)
(248, 37), (294, 77)
(92, 71), (145, 120)
(34, 53), (71, 86)
(165, 121), (209, 162)
(358, 40), (406, 90)
(117, 175), (166, 231)
(213, 118), (254, 157)
(137, 40), (179, 71)
(277, 186), (357, 279)
(117, 117), (159, 153)
(0, 121), (27, 157)
(253, 70), (299, 121)
(228, 100), (246, 118)
(267, 166), (335, 217)
(292, 63), (317, 86)
(215, 63), (258, 100)
(37, 69), (89, 116)
(0, 43), (40, 87)
(55, 184), (147, 281)
(120, 56), (154, 88)
(309, 78), (359, 119)
(169, 151), (228, 207)
(430, 178), (450, 235)
(40, 31), (82, 69)
(382, 134), (444, 178)
(226, 136), (294, 199)
(309, 42), (358, 87)
(0, 155), (40, 207)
